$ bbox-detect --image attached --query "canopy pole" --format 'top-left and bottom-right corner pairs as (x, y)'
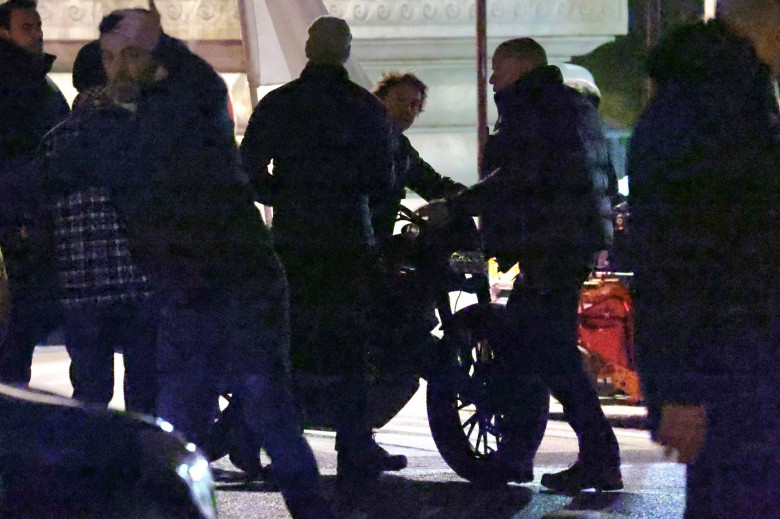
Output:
(237, 0), (272, 224)
(476, 0), (488, 178)
(237, 0), (261, 108)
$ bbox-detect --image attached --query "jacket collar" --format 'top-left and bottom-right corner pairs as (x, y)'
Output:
(0, 39), (56, 86)
(494, 65), (563, 112)
(300, 62), (350, 82)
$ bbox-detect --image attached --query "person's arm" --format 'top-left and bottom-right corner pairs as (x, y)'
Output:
(356, 94), (395, 198)
(240, 95), (278, 206)
(401, 135), (465, 200)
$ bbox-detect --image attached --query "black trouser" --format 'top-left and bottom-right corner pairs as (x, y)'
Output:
(64, 302), (158, 414)
(504, 267), (620, 469)
(0, 235), (61, 385)
(277, 241), (376, 458)
(155, 281), (330, 519)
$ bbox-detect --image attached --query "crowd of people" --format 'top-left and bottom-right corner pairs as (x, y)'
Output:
(0, 0), (778, 517)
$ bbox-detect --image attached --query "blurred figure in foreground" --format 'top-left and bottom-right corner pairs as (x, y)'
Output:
(629, 0), (780, 516)
(88, 6), (332, 517)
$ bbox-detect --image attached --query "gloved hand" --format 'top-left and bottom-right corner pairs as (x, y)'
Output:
(417, 199), (452, 227)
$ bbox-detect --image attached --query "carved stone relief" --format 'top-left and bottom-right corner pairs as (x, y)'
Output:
(40, 0), (626, 41)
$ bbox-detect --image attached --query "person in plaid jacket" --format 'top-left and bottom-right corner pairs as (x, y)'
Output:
(38, 55), (157, 413)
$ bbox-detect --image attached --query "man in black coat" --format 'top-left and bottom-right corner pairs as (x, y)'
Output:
(240, 16), (401, 489)
(370, 72), (464, 244)
(93, 7), (332, 518)
(0, 0), (69, 385)
(629, 0), (780, 515)
(430, 37), (621, 491)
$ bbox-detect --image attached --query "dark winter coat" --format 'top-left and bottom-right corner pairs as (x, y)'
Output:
(0, 39), (69, 303)
(240, 63), (393, 255)
(97, 35), (279, 297)
(628, 20), (780, 427)
(454, 65), (614, 277)
(371, 130), (464, 244)
(0, 40), (69, 222)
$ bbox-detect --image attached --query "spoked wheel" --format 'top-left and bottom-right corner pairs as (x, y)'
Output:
(426, 303), (548, 485)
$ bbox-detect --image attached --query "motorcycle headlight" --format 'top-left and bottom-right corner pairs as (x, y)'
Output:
(176, 448), (217, 519)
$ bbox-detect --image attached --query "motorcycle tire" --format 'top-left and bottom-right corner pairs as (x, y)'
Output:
(426, 303), (549, 485)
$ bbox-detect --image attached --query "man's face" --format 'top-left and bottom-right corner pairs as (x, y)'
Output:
(489, 49), (532, 93)
(100, 34), (156, 104)
(1, 8), (43, 55)
(380, 82), (423, 132)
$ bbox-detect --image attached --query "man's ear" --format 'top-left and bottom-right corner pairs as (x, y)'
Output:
(0, 27), (10, 40)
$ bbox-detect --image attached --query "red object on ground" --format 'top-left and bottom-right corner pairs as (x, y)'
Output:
(578, 278), (641, 402)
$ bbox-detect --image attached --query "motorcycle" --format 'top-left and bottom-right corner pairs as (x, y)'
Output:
(211, 204), (549, 485)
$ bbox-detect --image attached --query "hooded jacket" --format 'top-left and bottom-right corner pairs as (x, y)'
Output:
(628, 20), (780, 425)
(454, 65), (614, 276)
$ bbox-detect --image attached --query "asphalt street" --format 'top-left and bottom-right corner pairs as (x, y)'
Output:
(30, 346), (686, 519)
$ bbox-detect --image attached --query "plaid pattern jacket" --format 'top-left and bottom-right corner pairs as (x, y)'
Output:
(39, 96), (152, 310)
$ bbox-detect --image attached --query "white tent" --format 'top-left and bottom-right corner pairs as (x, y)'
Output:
(237, 0), (372, 107)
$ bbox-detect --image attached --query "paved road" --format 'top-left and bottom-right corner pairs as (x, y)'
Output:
(30, 346), (685, 519)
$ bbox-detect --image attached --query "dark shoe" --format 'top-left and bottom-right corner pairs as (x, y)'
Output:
(540, 462), (623, 492)
(368, 439), (407, 472)
(484, 451), (534, 484)
(228, 445), (262, 479)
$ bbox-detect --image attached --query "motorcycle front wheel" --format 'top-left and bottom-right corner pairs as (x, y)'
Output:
(426, 303), (549, 485)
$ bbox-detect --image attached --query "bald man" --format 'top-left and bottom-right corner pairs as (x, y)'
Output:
(430, 37), (621, 491)
(629, 0), (780, 516)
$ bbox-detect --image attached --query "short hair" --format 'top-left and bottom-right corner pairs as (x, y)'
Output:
(494, 37), (548, 68)
(98, 10), (137, 35)
(0, 0), (37, 30)
(305, 15), (351, 65)
(72, 39), (106, 92)
(372, 72), (428, 112)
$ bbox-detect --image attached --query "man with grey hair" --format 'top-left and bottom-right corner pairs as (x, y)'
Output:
(241, 16), (398, 491)
(629, 0), (780, 516)
(74, 5), (334, 518)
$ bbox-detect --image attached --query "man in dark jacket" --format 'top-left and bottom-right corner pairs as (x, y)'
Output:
(430, 37), (621, 491)
(94, 7), (332, 518)
(0, 0), (69, 385)
(629, 0), (780, 515)
(370, 72), (464, 244)
(240, 16), (400, 489)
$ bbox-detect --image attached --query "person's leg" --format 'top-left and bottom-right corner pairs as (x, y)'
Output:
(237, 372), (332, 519)
(226, 274), (332, 518)
(0, 236), (61, 385)
(116, 301), (159, 415)
(0, 293), (59, 385)
(155, 294), (222, 447)
(0, 310), (41, 385)
(64, 309), (114, 406)
(512, 274), (621, 490)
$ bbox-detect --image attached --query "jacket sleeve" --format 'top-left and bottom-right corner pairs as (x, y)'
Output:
(240, 96), (277, 206)
(359, 96), (395, 198)
(401, 136), (465, 200)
